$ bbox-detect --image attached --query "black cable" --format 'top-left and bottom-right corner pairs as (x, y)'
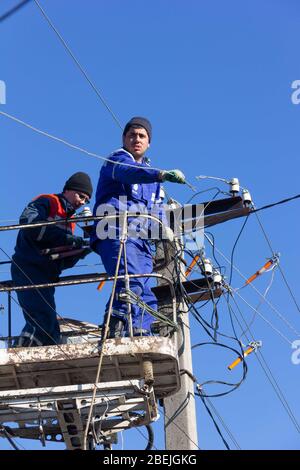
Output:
(192, 342), (248, 398)
(203, 232), (225, 275)
(184, 250), (220, 339)
(180, 268), (246, 345)
(186, 187), (223, 205)
(228, 215), (249, 286)
(205, 396), (241, 450)
(145, 424), (154, 450)
(252, 193), (300, 214)
(182, 246), (219, 341)
(0, 425), (20, 450)
(197, 390), (231, 450)
(0, 0), (31, 23)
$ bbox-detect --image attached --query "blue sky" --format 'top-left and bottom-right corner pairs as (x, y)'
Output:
(1, 0), (300, 450)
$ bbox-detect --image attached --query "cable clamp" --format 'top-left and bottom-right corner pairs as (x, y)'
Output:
(248, 340), (262, 351)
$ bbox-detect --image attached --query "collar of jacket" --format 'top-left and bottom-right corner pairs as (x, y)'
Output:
(57, 193), (76, 217)
(119, 147), (150, 166)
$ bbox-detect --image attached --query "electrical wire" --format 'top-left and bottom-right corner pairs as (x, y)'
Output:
(252, 193), (300, 214)
(205, 396), (241, 450)
(197, 389), (231, 450)
(255, 211), (300, 316)
(0, 110), (163, 172)
(227, 293), (300, 435)
(33, 0), (122, 129)
(1, 291), (163, 451)
(228, 215), (249, 285)
(196, 175), (300, 215)
(0, 425), (21, 450)
(0, 246), (94, 345)
(202, 232), (225, 275)
(192, 341), (248, 398)
(0, 110), (196, 192)
(0, 0), (31, 23)
(233, 289), (294, 345)
(204, 233), (300, 339)
(239, 268), (277, 341)
(1, 224), (202, 450)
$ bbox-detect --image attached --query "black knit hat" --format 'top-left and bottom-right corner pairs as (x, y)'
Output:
(123, 117), (152, 142)
(63, 172), (93, 198)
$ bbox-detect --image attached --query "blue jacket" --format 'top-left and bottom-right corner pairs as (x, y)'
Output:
(90, 148), (166, 246)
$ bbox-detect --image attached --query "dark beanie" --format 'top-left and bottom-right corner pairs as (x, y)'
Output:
(63, 172), (93, 198)
(123, 117), (152, 142)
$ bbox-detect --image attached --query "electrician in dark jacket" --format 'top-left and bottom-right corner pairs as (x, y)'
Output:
(11, 172), (93, 347)
(90, 117), (186, 338)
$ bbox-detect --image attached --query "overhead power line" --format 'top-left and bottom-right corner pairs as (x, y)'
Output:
(252, 194), (300, 213)
(0, 0), (31, 23)
(228, 295), (300, 435)
(197, 390), (231, 450)
(0, 110), (162, 171)
(254, 211), (300, 317)
(204, 233), (300, 342)
(33, 0), (122, 129)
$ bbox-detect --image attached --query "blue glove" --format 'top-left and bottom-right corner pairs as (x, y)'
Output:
(162, 169), (186, 184)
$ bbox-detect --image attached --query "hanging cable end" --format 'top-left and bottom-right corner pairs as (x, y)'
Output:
(184, 179), (197, 192)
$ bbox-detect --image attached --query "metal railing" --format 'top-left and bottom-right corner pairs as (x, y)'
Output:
(0, 212), (177, 346)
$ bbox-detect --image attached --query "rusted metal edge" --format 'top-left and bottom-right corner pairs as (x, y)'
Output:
(0, 336), (178, 366)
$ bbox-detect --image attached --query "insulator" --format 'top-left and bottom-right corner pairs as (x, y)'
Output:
(167, 197), (179, 210)
(242, 188), (252, 205)
(203, 258), (213, 276)
(78, 206), (93, 225)
(159, 186), (166, 201)
(213, 270), (222, 285)
(229, 178), (240, 196)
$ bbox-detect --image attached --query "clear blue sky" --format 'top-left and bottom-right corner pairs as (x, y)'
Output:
(1, 0), (300, 450)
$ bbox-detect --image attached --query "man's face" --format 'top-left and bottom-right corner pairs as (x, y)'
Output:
(123, 127), (149, 161)
(63, 190), (90, 210)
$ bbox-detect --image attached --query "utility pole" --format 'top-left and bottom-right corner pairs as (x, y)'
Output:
(157, 232), (199, 450)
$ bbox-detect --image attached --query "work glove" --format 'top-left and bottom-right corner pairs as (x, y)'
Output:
(67, 235), (85, 249)
(161, 169), (186, 184)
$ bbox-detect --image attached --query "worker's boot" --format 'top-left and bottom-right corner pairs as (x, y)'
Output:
(132, 328), (150, 337)
(12, 334), (40, 348)
(108, 317), (125, 339)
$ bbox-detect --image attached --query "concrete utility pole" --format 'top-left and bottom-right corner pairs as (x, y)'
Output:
(157, 235), (199, 450)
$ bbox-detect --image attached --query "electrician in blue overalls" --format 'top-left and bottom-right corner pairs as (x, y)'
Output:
(90, 117), (186, 337)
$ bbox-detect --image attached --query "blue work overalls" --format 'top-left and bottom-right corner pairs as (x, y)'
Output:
(90, 148), (165, 334)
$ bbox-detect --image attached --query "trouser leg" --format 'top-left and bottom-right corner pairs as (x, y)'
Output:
(94, 238), (157, 335)
(11, 262), (61, 346)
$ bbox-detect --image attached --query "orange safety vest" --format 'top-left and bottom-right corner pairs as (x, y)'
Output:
(33, 194), (75, 234)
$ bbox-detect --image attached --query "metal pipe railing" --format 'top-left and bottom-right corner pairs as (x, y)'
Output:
(0, 213), (177, 344)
